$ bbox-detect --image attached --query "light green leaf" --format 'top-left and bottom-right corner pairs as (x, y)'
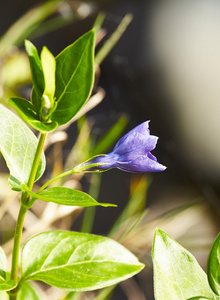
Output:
(0, 104), (45, 185)
(17, 281), (43, 300)
(51, 30), (95, 125)
(8, 97), (58, 132)
(41, 46), (56, 105)
(0, 291), (9, 300)
(187, 297), (212, 300)
(153, 229), (218, 300)
(21, 231), (144, 291)
(207, 233), (220, 296)
(0, 279), (17, 291)
(35, 187), (116, 207)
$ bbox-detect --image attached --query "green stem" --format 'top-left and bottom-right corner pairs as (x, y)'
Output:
(37, 160), (107, 193)
(10, 203), (27, 298)
(27, 132), (46, 191)
(10, 132), (47, 299)
(37, 169), (74, 193)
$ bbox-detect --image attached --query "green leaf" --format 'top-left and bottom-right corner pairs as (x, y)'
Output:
(0, 279), (17, 291)
(152, 229), (218, 300)
(41, 46), (56, 105)
(0, 260), (17, 291)
(24, 40), (45, 105)
(35, 187), (116, 207)
(187, 297), (212, 300)
(51, 30), (95, 125)
(31, 87), (40, 111)
(21, 231), (144, 291)
(17, 281), (42, 300)
(0, 104), (45, 185)
(207, 233), (220, 296)
(8, 97), (58, 132)
(0, 291), (9, 300)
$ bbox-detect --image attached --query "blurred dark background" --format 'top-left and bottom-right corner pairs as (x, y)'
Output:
(0, 1), (220, 299)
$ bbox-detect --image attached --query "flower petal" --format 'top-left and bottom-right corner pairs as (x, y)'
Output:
(113, 121), (150, 152)
(114, 134), (158, 160)
(116, 153), (166, 173)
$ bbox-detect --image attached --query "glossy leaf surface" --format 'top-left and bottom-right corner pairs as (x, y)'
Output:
(207, 233), (220, 295)
(51, 30), (95, 125)
(0, 104), (45, 184)
(36, 187), (116, 207)
(153, 229), (218, 300)
(17, 281), (42, 300)
(8, 97), (57, 132)
(21, 231), (144, 291)
(25, 39), (44, 107)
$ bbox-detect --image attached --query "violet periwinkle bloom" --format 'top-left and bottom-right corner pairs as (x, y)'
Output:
(84, 121), (166, 173)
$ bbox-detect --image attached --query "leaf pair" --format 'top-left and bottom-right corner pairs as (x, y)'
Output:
(9, 30), (95, 132)
(153, 229), (220, 300)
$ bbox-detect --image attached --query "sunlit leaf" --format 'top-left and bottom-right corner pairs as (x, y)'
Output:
(0, 291), (9, 300)
(0, 279), (17, 292)
(8, 97), (57, 132)
(35, 186), (116, 207)
(41, 46), (56, 104)
(152, 229), (218, 300)
(0, 104), (45, 185)
(17, 281), (42, 300)
(187, 297), (212, 300)
(51, 30), (95, 125)
(21, 231), (144, 291)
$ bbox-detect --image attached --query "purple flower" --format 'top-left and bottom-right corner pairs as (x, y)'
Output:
(84, 121), (166, 173)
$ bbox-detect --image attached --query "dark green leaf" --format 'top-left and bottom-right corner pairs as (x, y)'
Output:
(24, 40), (44, 102)
(21, 231), (144, 291)
(51, 30), (95, 125)
(31, 87), (41, 112)
(153, 229), (217, 300)
(17, 281), (42, 300)
(8, 97), (58, 132)
(0, 104), (45, 185)
(207, 233), (220, 296)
